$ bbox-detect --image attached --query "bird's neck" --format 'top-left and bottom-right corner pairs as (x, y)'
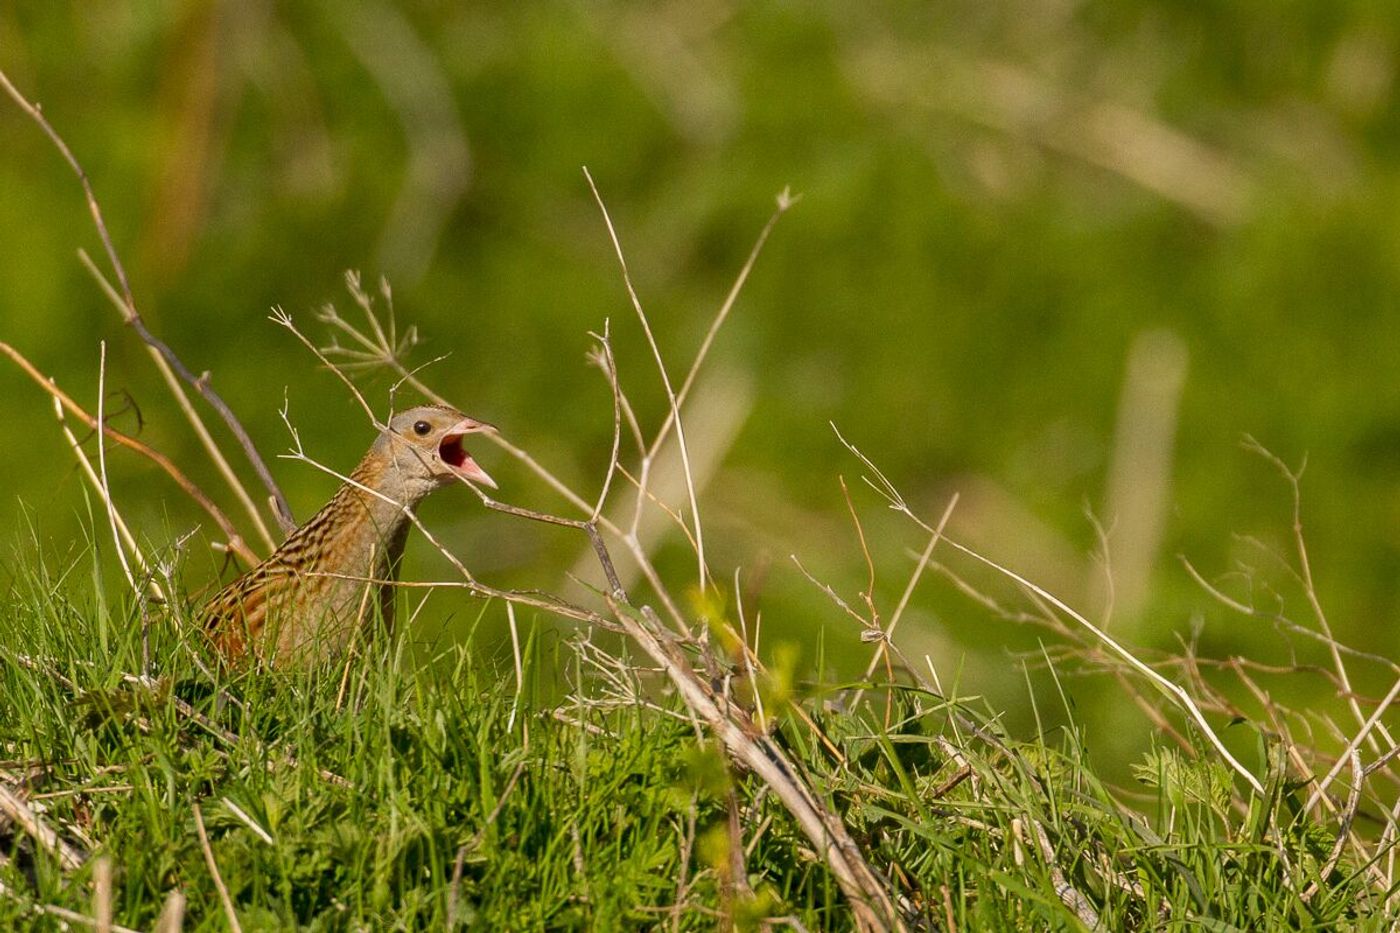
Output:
(345, 450), (436, 527)
(290, 452), (433, 579)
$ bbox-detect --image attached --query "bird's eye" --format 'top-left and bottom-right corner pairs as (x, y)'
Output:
(413, 420), (432, 436)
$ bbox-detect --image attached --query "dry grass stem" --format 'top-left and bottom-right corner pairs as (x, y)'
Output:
(1178, 556), (1397, 672)
(93, 855), (112, 933)
(506, 602), (525, 731)
(860, 493), (959, 688)
(647, 186), (796, 462)
(1305, 674), (1400, 812)
(192, 804), (242, 933)
(0, 64), (294, 535)
(464, 760), (527, 855)
(50, 396), (165, 602)
(588, 323), (623, 522)
(583, 166), (709, 591)
(0, 783), (85, 871)
(95, 343), (141, 606)
(0, 341), (259, 566)
(1025, 818), (1100, 928)
(78, 250), (278, 552)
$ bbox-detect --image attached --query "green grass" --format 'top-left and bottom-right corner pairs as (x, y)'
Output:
(1, 540), (1393, 930)
(4, 7), (1399, 927)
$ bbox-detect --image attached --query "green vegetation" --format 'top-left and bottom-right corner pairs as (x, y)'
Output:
(1, 552), (1392, 929)
(3, 4), (1399, 928)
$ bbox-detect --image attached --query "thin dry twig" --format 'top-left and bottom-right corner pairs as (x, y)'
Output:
(1242, 436), (1397, 756)
(95, 344), (138, 603)
(506, 601), (526, 731)
(1179, 556), (1399, 673)
(589, 322), (623, 522)
(1305, 674), (1400, 813)
(1301, 749), (1365, 903)
(463, 760), (528, 854)
(0, 65), (294, 535)
(1010, 818), (1101, 928)
(0, 341), (259, 566)
(583, 166), (709, 591)
(840, 475), (881, 632)
(790, 555), (871, 628)
(833, 425), (1266, 797)
(0, 783), (85, 871)
(50, 395), (166, 602)
(860, 494), (959, 687)
(94, 343), (156, 676)
(78, 250), (278, 552)
(645, 186), (797, 466)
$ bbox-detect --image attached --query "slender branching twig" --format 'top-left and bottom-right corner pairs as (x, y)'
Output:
(583, 166), (709, 592)
(0, 65), (295, 535)
(832, 423), (1268, 797)
(79, 250), (278, 552)
(0, 341), (258, 566)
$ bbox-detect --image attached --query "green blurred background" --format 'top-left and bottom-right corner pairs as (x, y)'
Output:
(2, 3), (1398, 765)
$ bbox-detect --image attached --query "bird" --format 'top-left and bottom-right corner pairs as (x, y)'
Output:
(200, 404), (496, 666)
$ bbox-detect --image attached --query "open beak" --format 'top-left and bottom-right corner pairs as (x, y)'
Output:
(438, 417), (498, 490)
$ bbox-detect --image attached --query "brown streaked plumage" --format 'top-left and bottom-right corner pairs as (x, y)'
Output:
(201, 405), (496, 666)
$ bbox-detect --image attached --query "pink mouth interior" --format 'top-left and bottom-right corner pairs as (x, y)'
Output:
(439, 434), (468, 468)
(437, 428), (497, 489)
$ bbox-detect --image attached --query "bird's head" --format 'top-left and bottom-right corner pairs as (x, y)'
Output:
(373, 404), (498, 499)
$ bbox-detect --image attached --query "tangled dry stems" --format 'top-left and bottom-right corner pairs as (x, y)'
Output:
(2, 61), (1398, 930)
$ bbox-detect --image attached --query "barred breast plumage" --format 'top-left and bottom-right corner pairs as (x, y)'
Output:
(201, 405), (496, 666)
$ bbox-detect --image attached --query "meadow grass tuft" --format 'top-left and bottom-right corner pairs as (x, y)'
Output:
(1, 539), (1393, 930)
